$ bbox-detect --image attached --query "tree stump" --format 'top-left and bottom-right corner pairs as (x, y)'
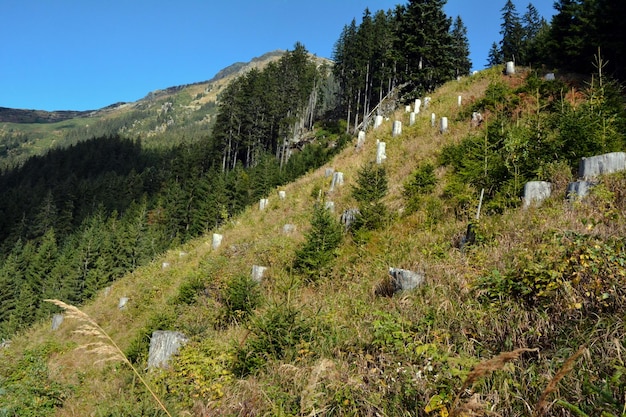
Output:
(523, 181), (552, 208)
(506, 61), (515, 75)
(388, 268), (425, 292)
(374, 115), (383, 129)
(330, 172), (344, 191)
(259, 198), (269, 211)
(392, 121), (402, 137)
(212, 233), (223, 250)
(376, 142), (387, 164)
(251, 265), (267, 283)
(356, 131), (366, 150)
(440, 117), (448, 133)
(51, 314), (64, 331)
(118, 297), (129, 310)
(578, 152), (626, 180)
(147, 331), (188, 369)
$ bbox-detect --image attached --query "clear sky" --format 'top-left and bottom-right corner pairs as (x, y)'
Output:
(1, 0), (556, 111)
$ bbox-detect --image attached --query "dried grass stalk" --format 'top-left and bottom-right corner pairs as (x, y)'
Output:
(45, 299), (173, 417)
(450, 348), (538, 416)
(533, 345), (586, 417)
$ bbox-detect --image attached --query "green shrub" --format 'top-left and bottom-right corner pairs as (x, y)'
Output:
(403, 161), (439, 216)
(0, 342), (72, 417)
(232, 304), (315, 377)
(218, 274), (261, 325)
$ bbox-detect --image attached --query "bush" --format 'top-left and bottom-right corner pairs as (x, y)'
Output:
(403, 162), (438, 214)
(232, 304), (314, 377)
(217, 274), (261, 325)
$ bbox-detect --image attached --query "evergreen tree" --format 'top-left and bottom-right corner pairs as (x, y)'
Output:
(450, 16), (472, 76)
(293, 203), (343, 281)
(499, 0), (525, 63)
(395, 0), (455, 95)
(487, 42), (503, 67)
(547, 0), (594, 73)
(351, 162), (389, 231)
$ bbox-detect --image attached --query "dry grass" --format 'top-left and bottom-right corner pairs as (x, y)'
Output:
(533, 346), (587, 417)
(44, 299), (174, 417)
(450, 348), (538, 416)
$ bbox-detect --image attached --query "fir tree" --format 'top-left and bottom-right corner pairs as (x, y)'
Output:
(293, 203), (343, 281)
(450, 16), (472, 76)
(487, 42), (503, 67)
(351, 162), (389, 231)
(499, 0), (524, 63)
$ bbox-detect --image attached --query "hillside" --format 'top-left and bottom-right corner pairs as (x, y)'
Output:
(2, 65), (625, 416)
(0, 50), (290, 167)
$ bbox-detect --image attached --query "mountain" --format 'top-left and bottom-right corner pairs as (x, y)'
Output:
(2, 65), (625, 416)
(0, 50), (292, 167)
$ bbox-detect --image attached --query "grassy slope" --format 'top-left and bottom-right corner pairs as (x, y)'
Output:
(3, 67), (625, 416)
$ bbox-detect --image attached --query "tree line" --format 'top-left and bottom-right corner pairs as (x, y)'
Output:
(332, 2), (471, 132)
(490, 0), (626, 81)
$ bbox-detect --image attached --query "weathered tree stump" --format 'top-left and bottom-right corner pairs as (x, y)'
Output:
(414, 99), (421, 114)
(212, 233), (223, 250)
(147, 331), (188, 369)
(440, 117), (448, 133)
(283, 224), (296, 234)
(279, 190), (286, 200)
(340, 208), (360, 230)
(325, 167), (334, 177)
(431, 112), (436, 127)
(330, 172), (344, 191)
(578, 152), (626, 180)
(523, 181), (552, 208)
(118, 297), (129, 310)
(409, 112), (416, 126)
(259, 198), (269, 211)
(392, 121), (402, 137)
(376, 142), (387, 165)
(506, 61), (515, 75)
(374, 115), (383, 129)
(324, 201), (335, 213)
(251, 265), (267, 283)
(567, 180), (593, 200)
(356, 130), (366, 150)
(388, 268), (425, 292)
(51, 314), (64, 331)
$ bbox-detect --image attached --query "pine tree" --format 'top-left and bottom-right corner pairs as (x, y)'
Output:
(450, 16), (472, 76)
(487, 42), (503, 67)
(521, 3), (547, 66)
(293, 203), (343, 281)
(396, 0), (455, 95)
(351, 162), (389, 231)
(499, 0), (524, 63)
(548, 0), (594, 73)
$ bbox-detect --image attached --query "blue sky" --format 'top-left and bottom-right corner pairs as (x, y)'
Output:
(1, 0), (556, 111)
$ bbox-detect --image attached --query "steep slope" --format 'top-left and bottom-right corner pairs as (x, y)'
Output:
(2, 67), (625, 416)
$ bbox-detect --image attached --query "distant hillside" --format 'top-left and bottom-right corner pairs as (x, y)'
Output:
(0, 107), (92, 124)
(0, 50), (293, 167)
